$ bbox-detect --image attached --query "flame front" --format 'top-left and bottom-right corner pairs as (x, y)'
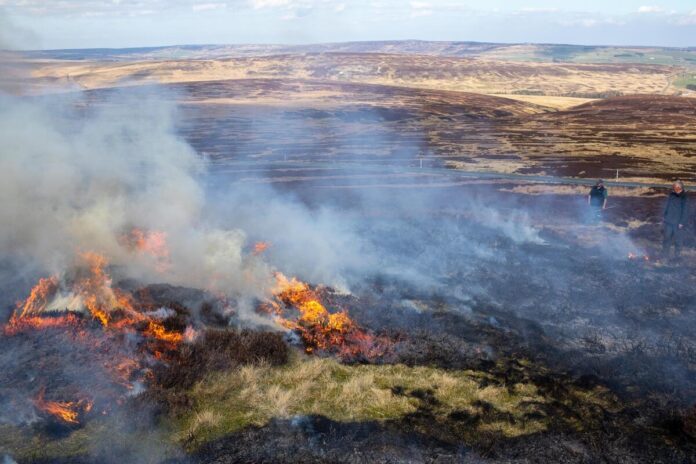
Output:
(16, 276), (58, 318)
(5, 251), (198, 425)
(271, 273), (389, 360)
(144, 320), (183, 344)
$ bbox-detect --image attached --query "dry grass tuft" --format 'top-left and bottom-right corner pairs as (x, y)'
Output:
(178, 354), (558, 449)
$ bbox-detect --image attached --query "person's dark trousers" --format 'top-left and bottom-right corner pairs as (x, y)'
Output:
(662, 223), (683, 257)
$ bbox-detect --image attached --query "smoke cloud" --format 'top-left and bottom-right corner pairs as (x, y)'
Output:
(0, 92), (277, 305)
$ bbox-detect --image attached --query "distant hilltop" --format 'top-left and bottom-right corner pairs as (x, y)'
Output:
(20, 40), (696, 67)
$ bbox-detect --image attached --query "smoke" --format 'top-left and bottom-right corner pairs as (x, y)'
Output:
(0, 10), (30, 51)
(0, 10), (37, 94)
(0, 92), (274, 303)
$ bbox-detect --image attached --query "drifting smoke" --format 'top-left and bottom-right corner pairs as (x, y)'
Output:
(0, 93), (274, 306)
(0, 9), (33, 51)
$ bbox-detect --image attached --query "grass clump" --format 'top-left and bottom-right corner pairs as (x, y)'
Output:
(176, 354), (552, 449)
(675, 73), (696, 90)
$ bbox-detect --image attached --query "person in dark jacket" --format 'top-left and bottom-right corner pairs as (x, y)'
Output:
(587, 179), (608, 222)
(662, 181), (688, 259)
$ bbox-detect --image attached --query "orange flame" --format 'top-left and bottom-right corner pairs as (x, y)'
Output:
(4, 313), (80, 336)
(120, 228), (171, 272)
(253, 242), (272, 256)
(16, 276), (59, 318)
(33, 389), (93, 425)
(271, 273), (389, 359)
(273, 273), (354, 332)
(5, 248), (196, 427)
(75, 252), (117, 325)
(144, 321), (183, 344)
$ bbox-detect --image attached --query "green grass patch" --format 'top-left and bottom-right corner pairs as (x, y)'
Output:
(491, 45), (696, 66)
(1, 355), (623, 460)
(674, 73), (696, 90)
(175, 354), (553, 450)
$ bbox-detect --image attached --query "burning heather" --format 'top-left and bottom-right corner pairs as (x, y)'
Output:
(2, 251), (194, 426)
(2, 247), (377, 429)
(267, 273), (392, 361)
(33, 388), (94, 426)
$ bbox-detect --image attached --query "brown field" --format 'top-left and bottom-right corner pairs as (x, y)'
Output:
(74, 78), (694, 183)
(9, 46), (696, 183)
(25, 53), (683, 97)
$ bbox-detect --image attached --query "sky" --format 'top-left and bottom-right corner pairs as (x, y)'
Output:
(0, 0), (695, 50)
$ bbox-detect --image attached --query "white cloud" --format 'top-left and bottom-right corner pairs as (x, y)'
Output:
(334, 3), (345, 13)
(675, 9), (696, 25)
(409, 1), (432, 17)
(128, 9), (156, 16)
(410, 1), (431, 9)
(411, 10), (432, 18)
(192, 2), (227, 11)
(520, 7), (559, 13)
(251, 0), (292, 9)
(638, 5), (664, 14)
(557, 15), (625, 28)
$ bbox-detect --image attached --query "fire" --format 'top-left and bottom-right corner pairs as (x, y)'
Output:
(16, 276), (58, 318)
(10, 251), (187, 346)
(271, 273), (389, 359)
(4, 250), (197, 426)
(253, 241), (272, 256)
(5, 242), (388, 430)
(74, 251), (120, 326)
(273, 273), (354, 332)
(144, 321), (183, 344)
(120, 227), (171, 272)
(4, 313), (80, 336)
(33, 389), (93, 425)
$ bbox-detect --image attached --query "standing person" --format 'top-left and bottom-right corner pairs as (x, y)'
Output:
(662, 180), (688, 260)
(587, 179), (608, 222)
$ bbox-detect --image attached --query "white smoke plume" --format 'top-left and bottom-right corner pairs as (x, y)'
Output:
(0, 92), (273, 301)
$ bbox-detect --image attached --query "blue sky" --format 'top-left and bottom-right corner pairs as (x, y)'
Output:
(1, 0), (695, 49)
